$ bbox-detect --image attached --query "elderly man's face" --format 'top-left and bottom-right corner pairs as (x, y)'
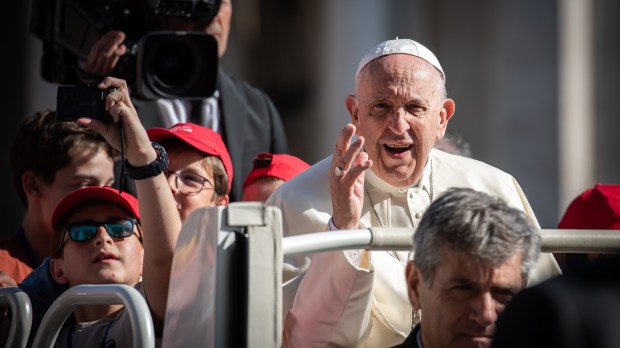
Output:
(348, 54), (454, 188)
(406, 249), (523, 348)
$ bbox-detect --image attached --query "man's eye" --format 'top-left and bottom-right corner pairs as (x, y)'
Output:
(449, 284), (477, 299)
(369, 102), (391, 116)
(494, 291), (516, 305)
(406, 104), (425, 114)
(453, 284), (473, 292)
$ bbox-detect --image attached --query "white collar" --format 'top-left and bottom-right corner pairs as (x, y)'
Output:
(365, 153), (433, 198)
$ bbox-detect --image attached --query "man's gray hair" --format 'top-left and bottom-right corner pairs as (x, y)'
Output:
(413, 187), (541, 287)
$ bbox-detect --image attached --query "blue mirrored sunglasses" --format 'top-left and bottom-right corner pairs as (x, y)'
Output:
(56, 218), (141, 257)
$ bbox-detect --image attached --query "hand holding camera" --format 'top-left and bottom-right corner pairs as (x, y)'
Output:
(56, 85), (116, 123)
(65, 77), (156, 167)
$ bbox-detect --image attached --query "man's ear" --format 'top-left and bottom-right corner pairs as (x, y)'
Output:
(22, 171), (43, 198)
(346, 95), (360, 126)
(436, 98), (455, 140)
(50, 258), (70, 285)
(215, 194), (229, 206)
(406, 261), (423, 310)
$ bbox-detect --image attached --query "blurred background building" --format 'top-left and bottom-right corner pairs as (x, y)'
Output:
(3, 0), (619, 237)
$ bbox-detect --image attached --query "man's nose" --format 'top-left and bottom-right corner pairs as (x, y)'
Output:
(470, 292), (499, 326)
(388, 107), (410, 134)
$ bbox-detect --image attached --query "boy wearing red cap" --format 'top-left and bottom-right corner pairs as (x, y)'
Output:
(49, 187), (146, 346)
(147, 122), (234, 221)
(242, 152), (310, 202)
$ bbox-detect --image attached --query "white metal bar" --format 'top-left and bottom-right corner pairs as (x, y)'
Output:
(32, 284), (155, 348)
(282, 229), (373, 256)
(282, 228), (620, 257)
(0, 287), (32, 348)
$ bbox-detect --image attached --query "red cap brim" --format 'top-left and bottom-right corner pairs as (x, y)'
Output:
(52, 187), (139, 230)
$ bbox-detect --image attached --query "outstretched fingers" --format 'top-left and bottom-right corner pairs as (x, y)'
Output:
(330, 124), (373, 230)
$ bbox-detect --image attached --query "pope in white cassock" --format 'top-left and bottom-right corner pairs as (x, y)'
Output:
(267, 38), (562, 347)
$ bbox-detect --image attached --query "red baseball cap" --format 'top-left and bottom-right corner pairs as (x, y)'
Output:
(242, 152), (310, 190)
(558, 184), (620, 229)
(147, 122), (234, 193)
(52, 187), (140, 230)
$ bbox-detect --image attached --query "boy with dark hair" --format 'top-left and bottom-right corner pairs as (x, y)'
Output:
(1, 110), (118, 282)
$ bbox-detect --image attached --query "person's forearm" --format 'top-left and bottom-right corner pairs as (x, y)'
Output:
(137, 172), (182, 325)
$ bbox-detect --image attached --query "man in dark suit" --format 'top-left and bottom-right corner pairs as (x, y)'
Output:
(396, 188), (542, 348)
(79, 0), (289, 201)
(491, 184), (620, 348)
(491, 255), (620, 348)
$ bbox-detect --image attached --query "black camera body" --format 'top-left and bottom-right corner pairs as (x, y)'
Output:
(31, 0), (221, 100)
(56, 85), (115, 123)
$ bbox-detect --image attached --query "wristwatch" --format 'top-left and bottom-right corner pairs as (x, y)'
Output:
(125, 142), (169, 180)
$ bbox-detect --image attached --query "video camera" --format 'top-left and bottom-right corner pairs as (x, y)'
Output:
(31, 0), (221, 100)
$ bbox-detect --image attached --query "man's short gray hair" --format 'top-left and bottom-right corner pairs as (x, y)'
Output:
(413, 187), (541, 287)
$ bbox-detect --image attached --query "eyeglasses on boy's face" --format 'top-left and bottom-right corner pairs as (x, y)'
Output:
(165, 170), (215, 196)
(56, 218), (141, 257)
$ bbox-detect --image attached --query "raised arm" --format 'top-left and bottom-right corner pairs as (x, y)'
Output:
(77, 76), (181, 329)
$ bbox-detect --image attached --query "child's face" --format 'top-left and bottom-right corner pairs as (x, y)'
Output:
(166, 148), (227, 221)
(41, 148), (115, 234)
(51, 203), (144, 287)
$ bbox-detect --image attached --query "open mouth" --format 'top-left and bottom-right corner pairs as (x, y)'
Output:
(384, 143), (412, 155)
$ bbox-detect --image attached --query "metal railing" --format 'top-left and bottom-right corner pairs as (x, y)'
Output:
(0, 287), (32, 348)
(7, 203), (620, 348)
(282, 228), (620, 256)
(31, 284), (155, 348)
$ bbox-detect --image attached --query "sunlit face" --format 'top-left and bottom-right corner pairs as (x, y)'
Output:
(407, 250), (523, 348)
(166, 147), (227, 221)
(348, 54), (454, 187)
(51, 204), (143, 287)
(40, 148), (115, 237)
(242, 179), (284, 203)
(205, 0), (232, 57)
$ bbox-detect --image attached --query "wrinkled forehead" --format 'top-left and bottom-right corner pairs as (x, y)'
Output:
(358, 54), (441, 83)
(355, 55), (444, 100)
(435, 248), (524, 283)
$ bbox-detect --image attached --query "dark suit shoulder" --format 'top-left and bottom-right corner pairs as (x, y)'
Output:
(492, 255), (620, 348)
(218, 69), (277, 110)
(217, 68), (289, 201)
(392, 325), (421, 348)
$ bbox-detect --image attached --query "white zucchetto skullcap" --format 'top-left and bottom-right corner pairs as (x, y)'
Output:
(355, 38), (444, 80)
